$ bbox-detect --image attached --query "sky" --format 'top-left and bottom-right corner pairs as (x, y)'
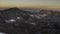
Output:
(0, 0), (60, 9)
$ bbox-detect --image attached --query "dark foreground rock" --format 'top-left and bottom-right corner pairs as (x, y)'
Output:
(0, 8), (60, 34)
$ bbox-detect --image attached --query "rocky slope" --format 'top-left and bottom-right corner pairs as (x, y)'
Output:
(0, 8), (60, 34)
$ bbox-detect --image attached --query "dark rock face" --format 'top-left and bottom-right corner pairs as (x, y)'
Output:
(0, 8), (60, 34)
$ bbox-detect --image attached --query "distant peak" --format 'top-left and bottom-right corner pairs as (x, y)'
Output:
(9, 7), (19, 10)
(4, 7), (22, 11)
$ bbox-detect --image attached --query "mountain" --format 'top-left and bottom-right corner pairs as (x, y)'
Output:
(0, 7), (31, 21)
(0, 8), (60, 34)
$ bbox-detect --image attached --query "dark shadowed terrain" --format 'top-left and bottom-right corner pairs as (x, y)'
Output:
(0, 8), (60, 34)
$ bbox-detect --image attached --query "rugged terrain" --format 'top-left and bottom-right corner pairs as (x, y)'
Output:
(0, 8), (60, 34)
